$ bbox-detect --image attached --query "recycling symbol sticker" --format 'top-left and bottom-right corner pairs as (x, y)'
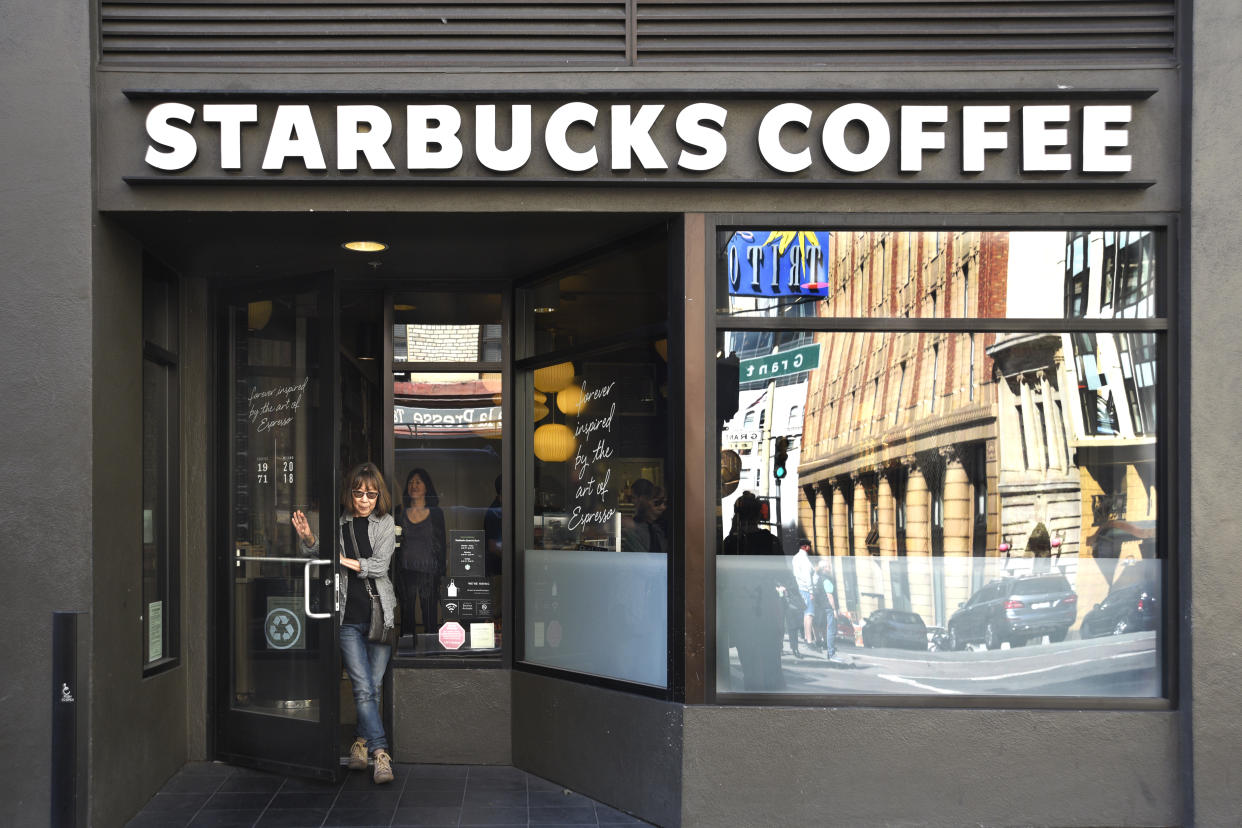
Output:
(265, 607), (302, 650)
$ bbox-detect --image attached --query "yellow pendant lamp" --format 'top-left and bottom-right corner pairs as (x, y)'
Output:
(556, 383), (586, 416)
(533, 423), (576, 462)
(248, 300), (273, 331)
(534, 362), (575, 393)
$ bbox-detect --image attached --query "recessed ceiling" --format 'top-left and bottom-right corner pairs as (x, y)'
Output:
(114, 211), (666, 283)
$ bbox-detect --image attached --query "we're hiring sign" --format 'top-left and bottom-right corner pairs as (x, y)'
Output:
(126, 92), (1150, 186)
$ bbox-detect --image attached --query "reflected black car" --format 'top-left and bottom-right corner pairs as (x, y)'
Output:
(947, 574), (1077, 650)
(861, 609), (928, 650)
(1081, 580), (1158, 638)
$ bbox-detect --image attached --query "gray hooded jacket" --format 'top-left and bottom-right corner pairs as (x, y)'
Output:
(302, 511), (398, 631)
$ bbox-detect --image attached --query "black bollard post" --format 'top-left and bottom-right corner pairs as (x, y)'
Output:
(51, 611), (85, 828)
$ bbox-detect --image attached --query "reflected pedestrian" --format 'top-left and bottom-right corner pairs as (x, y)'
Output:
(814, 557), (839, 660)
(397, 468), (446, 636)
(791, 539), (815, 655)
(721, 492), (786, 690)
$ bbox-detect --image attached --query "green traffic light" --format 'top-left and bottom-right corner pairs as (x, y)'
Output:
(773, 436), (789, 479)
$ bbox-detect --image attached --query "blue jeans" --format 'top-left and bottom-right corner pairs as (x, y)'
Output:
(825, 609), (838, 658)
(339, 622), (391, 753)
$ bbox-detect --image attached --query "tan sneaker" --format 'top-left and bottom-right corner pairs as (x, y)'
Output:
(372, 749), (394, 784)
(347, 737), (368, 771)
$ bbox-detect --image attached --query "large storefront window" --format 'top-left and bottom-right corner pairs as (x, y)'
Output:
(517, 230), (672, 688)
(715, 228), (1166, 699)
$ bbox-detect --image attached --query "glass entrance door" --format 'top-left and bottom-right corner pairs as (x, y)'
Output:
(215, 279), (342, 780)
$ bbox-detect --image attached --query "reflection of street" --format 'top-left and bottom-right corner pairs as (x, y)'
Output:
(723, 631), (1158, 697)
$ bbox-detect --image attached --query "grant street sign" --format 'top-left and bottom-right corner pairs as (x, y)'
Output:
(739, 343), (822, 382)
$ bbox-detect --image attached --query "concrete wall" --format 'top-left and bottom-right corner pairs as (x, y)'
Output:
(392, 668), (512, 765)
(1189, 0), (1242, 825)
(90, 220), (196, 827)
(683, 707), (1180, 827)
(0, 1), (94, 825)
(181, 276), (212, 762)
(512, 672), (683, 828)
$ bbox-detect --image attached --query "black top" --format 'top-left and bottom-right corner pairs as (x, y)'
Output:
(397, 506), (446, 574)
(343, 516), (374, 625)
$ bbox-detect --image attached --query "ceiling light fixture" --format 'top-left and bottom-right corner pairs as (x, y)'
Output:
(532, 280), (560, 314)
(342, 240), (388, 253)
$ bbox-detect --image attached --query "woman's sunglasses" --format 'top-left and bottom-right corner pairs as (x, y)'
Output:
(352, 490), (379, 501)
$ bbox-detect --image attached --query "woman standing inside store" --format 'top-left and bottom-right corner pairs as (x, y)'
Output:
(397, 468), (446, 637)
(292, 462), (397, 785)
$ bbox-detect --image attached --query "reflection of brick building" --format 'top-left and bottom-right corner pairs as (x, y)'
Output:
(797, 231), (1007, 627)
(989, 231), (1158, 624)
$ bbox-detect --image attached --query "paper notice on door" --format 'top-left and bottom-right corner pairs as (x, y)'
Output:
(470, 622), (496, 649)
(148, 601), (163, 662)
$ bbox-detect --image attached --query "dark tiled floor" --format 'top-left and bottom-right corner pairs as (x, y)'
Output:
(127, 762), (653, 828)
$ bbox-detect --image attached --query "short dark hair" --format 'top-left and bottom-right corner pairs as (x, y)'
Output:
(343, 462), (391, 516)
(631, 478), (656, 499)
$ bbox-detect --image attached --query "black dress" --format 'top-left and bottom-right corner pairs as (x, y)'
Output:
(397, 506), (446, 635)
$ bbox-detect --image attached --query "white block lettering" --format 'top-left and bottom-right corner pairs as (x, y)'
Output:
(822, 103), (890, 173)
(145, 103), (197, 171)
(675, 103), (728, 172)
(406, 105), (463, 170)
(546, 102), (599, 172)
(261, 105), (326, 171)
(336, 105), (395, 171)
(476, 104), (532, 172)
(758, 103), (813, 173)
(202, 104), (257, 170)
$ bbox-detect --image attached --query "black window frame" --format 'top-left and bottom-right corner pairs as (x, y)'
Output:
(142, 261), (181, 677)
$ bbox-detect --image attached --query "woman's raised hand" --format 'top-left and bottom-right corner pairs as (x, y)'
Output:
(291, 510), (316, 546)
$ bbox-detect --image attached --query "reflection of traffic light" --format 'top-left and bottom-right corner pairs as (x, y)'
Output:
(773, 437), (789, 480)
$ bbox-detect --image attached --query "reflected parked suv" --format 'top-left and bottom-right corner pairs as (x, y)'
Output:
(947, 574), (1077, 650)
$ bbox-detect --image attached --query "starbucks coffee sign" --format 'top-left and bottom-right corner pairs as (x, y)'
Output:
(126, 93), (1150, 186)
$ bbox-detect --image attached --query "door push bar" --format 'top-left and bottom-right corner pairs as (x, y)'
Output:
(234, 555), (335, 618)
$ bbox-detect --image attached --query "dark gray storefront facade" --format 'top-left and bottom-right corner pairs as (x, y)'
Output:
(3, 1), (1240, 826)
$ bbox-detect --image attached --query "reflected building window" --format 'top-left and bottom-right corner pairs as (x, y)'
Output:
(1065, 232), (1089, 318)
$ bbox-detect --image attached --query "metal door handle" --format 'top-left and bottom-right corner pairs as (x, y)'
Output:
(303, 559), (333, 619)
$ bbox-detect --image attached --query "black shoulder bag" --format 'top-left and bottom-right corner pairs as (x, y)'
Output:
(344, 521), (396, 646)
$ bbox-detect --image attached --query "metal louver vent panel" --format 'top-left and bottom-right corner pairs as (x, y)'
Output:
(636, 0), (1177, 67)
(100, 1), (629, 67)
(101, 0), (1175, 68)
